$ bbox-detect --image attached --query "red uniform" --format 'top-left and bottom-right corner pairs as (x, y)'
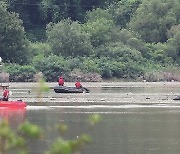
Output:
(58, 77), (64, 86)
(75, 82), (82, 89)
(3, 89), (9, 101)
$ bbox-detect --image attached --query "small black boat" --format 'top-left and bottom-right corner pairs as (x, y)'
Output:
(53, 86), (90, 93)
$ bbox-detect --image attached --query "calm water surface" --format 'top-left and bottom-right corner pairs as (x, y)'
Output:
(1, 83), (180, 154)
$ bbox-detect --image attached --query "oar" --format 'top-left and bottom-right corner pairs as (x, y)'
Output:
(82, 87), (90, 93)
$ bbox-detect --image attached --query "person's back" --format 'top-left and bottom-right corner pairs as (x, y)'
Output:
(75, 81), (82, 89)
(3, 88), (9, 101)
(58, 76), (64, 86)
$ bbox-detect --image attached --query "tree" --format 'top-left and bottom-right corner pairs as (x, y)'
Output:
(107, 0), (142, 27)
(83, 8), (114, 47)
(167, 31), (180, 63)
(167, 24), (180, 39)
(129, 0), (180, 43)
(3, 0), (42, 27)
(40, 0), (117, 23)
(46, 18), (93, 57)
(108, 28), (150, 58)
(154, 24), (180, 64)
(0, 2), (30, 64)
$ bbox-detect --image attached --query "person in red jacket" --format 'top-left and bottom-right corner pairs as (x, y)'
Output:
(58, 76), (64, 86)
(2, 87), (10, 101)
(75, 81), (82, 89)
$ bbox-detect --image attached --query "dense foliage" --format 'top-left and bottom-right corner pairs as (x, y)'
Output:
(1, 0), (180, 82)
(46, 19), (93, 57)
(129, 0), (180, 43)
(0, 2), (30, 64)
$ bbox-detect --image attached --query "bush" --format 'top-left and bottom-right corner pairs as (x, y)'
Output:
(123, 62), (144, 79)
(32, 55), (70, 81)
(98, 59), (144, 79)
(29, 42), (52, 57)
(66, 57), (83, 70)
(95, 42), (144, 62)
(46, 18), (93, 57)
(67, 69), (102, 82)
(5, 64), (36, 82)
(81, 57), (100, 73)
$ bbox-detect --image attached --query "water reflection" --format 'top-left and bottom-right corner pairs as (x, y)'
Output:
(0, 107), (26, 129)
(23, 106), (180, 154)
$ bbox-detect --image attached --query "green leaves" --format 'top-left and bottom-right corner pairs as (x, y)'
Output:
(108, 0), (142, 27)
(83, 18), (114, 47)
(46, 18), (93, 57)
(0, 3), (30, 64)
(46, 134), (91, 154)
(89, 114), (101, 126)
(56, 124), (68, 135)
(83, 8), (114, 47)
(0, 120), (27, 153)
(47, 138), (72, 154)
(18, 121), (43, 139)
(5, 64), (36, 82)
(129, 0), (180, 43)
(32, 55), (70, 81)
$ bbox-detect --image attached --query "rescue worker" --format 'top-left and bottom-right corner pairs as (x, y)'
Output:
(2, 87), (9, 101)
(75, 81), (82, 89)
(58, 76), (64, 86)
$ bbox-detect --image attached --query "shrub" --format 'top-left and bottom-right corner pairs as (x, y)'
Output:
(81, 57), (100, 73)
(5, 64), (36, 82)
(32, 55), (70, 81)
(46, 18), (93, 57)
(29, 42), (52, 57)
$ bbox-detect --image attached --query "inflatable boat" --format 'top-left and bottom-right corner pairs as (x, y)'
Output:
(54, 86), (90, 93)
(173, 96), (180, 100)
(0, 100), (27, 108)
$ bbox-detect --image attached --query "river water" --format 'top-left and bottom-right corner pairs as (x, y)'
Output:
(1, 82), (180, 154)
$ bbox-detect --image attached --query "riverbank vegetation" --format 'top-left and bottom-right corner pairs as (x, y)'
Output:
(0, 0), (180, 82)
